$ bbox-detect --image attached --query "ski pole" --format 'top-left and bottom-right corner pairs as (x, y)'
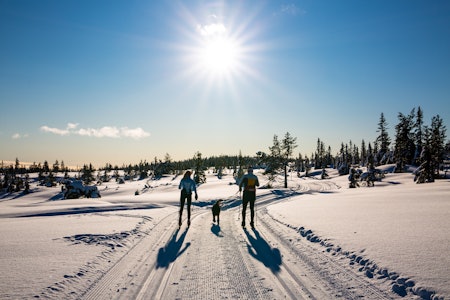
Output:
(255, 201), (257, 226)
(238, 190), (241, 221)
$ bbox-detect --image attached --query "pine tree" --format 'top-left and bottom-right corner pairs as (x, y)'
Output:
(281, 132), (297, 188)
(53, 160), (59, 173)
(326, 146), (333, 167)
(361, 140), (367, 166)
(193, 151), (206, 184)
(394, 110), (416, 172)
(375, 113), (391, 165)
(315, 138), (325, 169)
(81, 164), (95, 184)
(367, 143), (374, 169)
(267, 135), (282, 174)
(414, 106), (424, 165)
(428, 115), (447, 178)
(352, 144), (360, 165)
(43, 160), (50, 173)
(236, 151), (244, 181)
(296, 153), (304, 174)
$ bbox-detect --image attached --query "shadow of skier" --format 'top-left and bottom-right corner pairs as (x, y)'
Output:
(244, 228), (281, 273)
(156, 228), (190, 269)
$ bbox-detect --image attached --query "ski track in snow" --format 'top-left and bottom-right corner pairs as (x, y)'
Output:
(31, 179), (422, 300)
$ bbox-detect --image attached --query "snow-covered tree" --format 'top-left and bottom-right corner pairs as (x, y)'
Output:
(375, 112), (391, 164)
(80, 164), (95, 184)
(266, 134), (282, 174)
(360, 140), (367, 166)
(394, 110), (415, 172)
(281, 132), (297, 188)
(427, 115), (447, 178)
(413, 106), (424, 165)
(315, 138), (325, 169)
(193, 151), (206, 184)
(53, 160), (59, 173)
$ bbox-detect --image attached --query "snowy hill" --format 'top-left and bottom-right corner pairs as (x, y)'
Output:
(0, 167), (449, 299)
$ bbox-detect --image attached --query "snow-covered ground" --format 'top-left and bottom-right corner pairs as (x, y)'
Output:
(0, 166), (448, 299)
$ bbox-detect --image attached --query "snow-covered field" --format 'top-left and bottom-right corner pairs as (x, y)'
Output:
(0, 166), (448, 299)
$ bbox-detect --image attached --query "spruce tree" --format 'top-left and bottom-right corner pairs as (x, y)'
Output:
(394, 110), (415, 172)
(281, 132), (297, 188)
(361, 140), (367, 166)
(236, 151), (244, 181)
(428, 115), (447, 178)
(375, 113), (391, 165)
(268, 135), (282, 172)
(193, 151), (206, 184)
(315, 138), (325, 169)
(53, 160), (59, 173)
(414, 106), (424, 165)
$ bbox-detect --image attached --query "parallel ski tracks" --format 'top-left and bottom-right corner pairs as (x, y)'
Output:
(80, 179), (391, 300)
(254, 201), (393, 299)
(80, 209), (203, 300)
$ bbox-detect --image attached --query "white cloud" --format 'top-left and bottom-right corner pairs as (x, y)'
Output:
(11, 133), (30, 139)
(40, 125), (70, 136)
(197, 22), (227, 37)
(40, 123), (150, 140)
(77, 126), (120, 138)
(120, 127), (151, 139)
(67, 123), (79, 130)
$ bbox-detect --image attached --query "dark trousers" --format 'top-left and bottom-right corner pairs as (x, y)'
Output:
(242, 191), (256, 225)
(179, 190), (192, 224)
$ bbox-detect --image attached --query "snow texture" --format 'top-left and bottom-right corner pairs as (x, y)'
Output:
(0, 166), (448, 299)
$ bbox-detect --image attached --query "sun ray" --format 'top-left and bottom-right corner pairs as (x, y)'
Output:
(170, 2), (265, 94)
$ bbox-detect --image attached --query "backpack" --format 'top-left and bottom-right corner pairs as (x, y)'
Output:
(244, 177), (256, 192)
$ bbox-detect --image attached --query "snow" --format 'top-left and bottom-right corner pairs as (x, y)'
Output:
(0, 167), (449, 299)
(268, 168), (450, 299)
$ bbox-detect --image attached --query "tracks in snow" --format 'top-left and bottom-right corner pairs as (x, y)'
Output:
(56, 180), (392, 299)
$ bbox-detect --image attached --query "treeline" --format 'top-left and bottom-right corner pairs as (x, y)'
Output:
(0, 151), (258, 192)
(2, 106), (449, 193)
(253, 107), (448, 185)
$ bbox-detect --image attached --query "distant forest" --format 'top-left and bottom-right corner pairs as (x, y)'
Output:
(2, 107), (449, 192)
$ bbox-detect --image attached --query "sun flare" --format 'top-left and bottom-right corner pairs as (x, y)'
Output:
(195, 22), (241, 75)
(200, 36), (239, 73)
(176, 5), (262, 91)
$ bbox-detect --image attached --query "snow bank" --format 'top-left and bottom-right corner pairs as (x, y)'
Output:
(268, 170), (450, 299)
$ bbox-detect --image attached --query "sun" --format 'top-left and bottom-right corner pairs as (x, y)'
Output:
(174, 4), (263, 92)
(200, 36), (239, 73)
(195, 22), (241, 76)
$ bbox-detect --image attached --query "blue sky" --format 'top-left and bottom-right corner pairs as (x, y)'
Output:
(1, 0), (449, 168)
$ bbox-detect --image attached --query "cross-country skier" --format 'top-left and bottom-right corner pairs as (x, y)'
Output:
(178, 171), (198, 227)
(239, 167), (259, 228)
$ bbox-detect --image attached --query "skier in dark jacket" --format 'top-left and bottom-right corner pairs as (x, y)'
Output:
(239, 167), (259, 228)
(178, 171), (198, 227)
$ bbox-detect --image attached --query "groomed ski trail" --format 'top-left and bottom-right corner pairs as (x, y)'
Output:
(61, 180), (396, 300)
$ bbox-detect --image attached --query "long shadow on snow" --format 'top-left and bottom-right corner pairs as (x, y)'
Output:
(156, 228), (190, 269)
(244, 228), (281, 273)
(18, 204), (162, 218)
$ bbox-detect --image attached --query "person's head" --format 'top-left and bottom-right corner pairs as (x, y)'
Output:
(247, 166), (253, 173)
(184, 171), (191, 178)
